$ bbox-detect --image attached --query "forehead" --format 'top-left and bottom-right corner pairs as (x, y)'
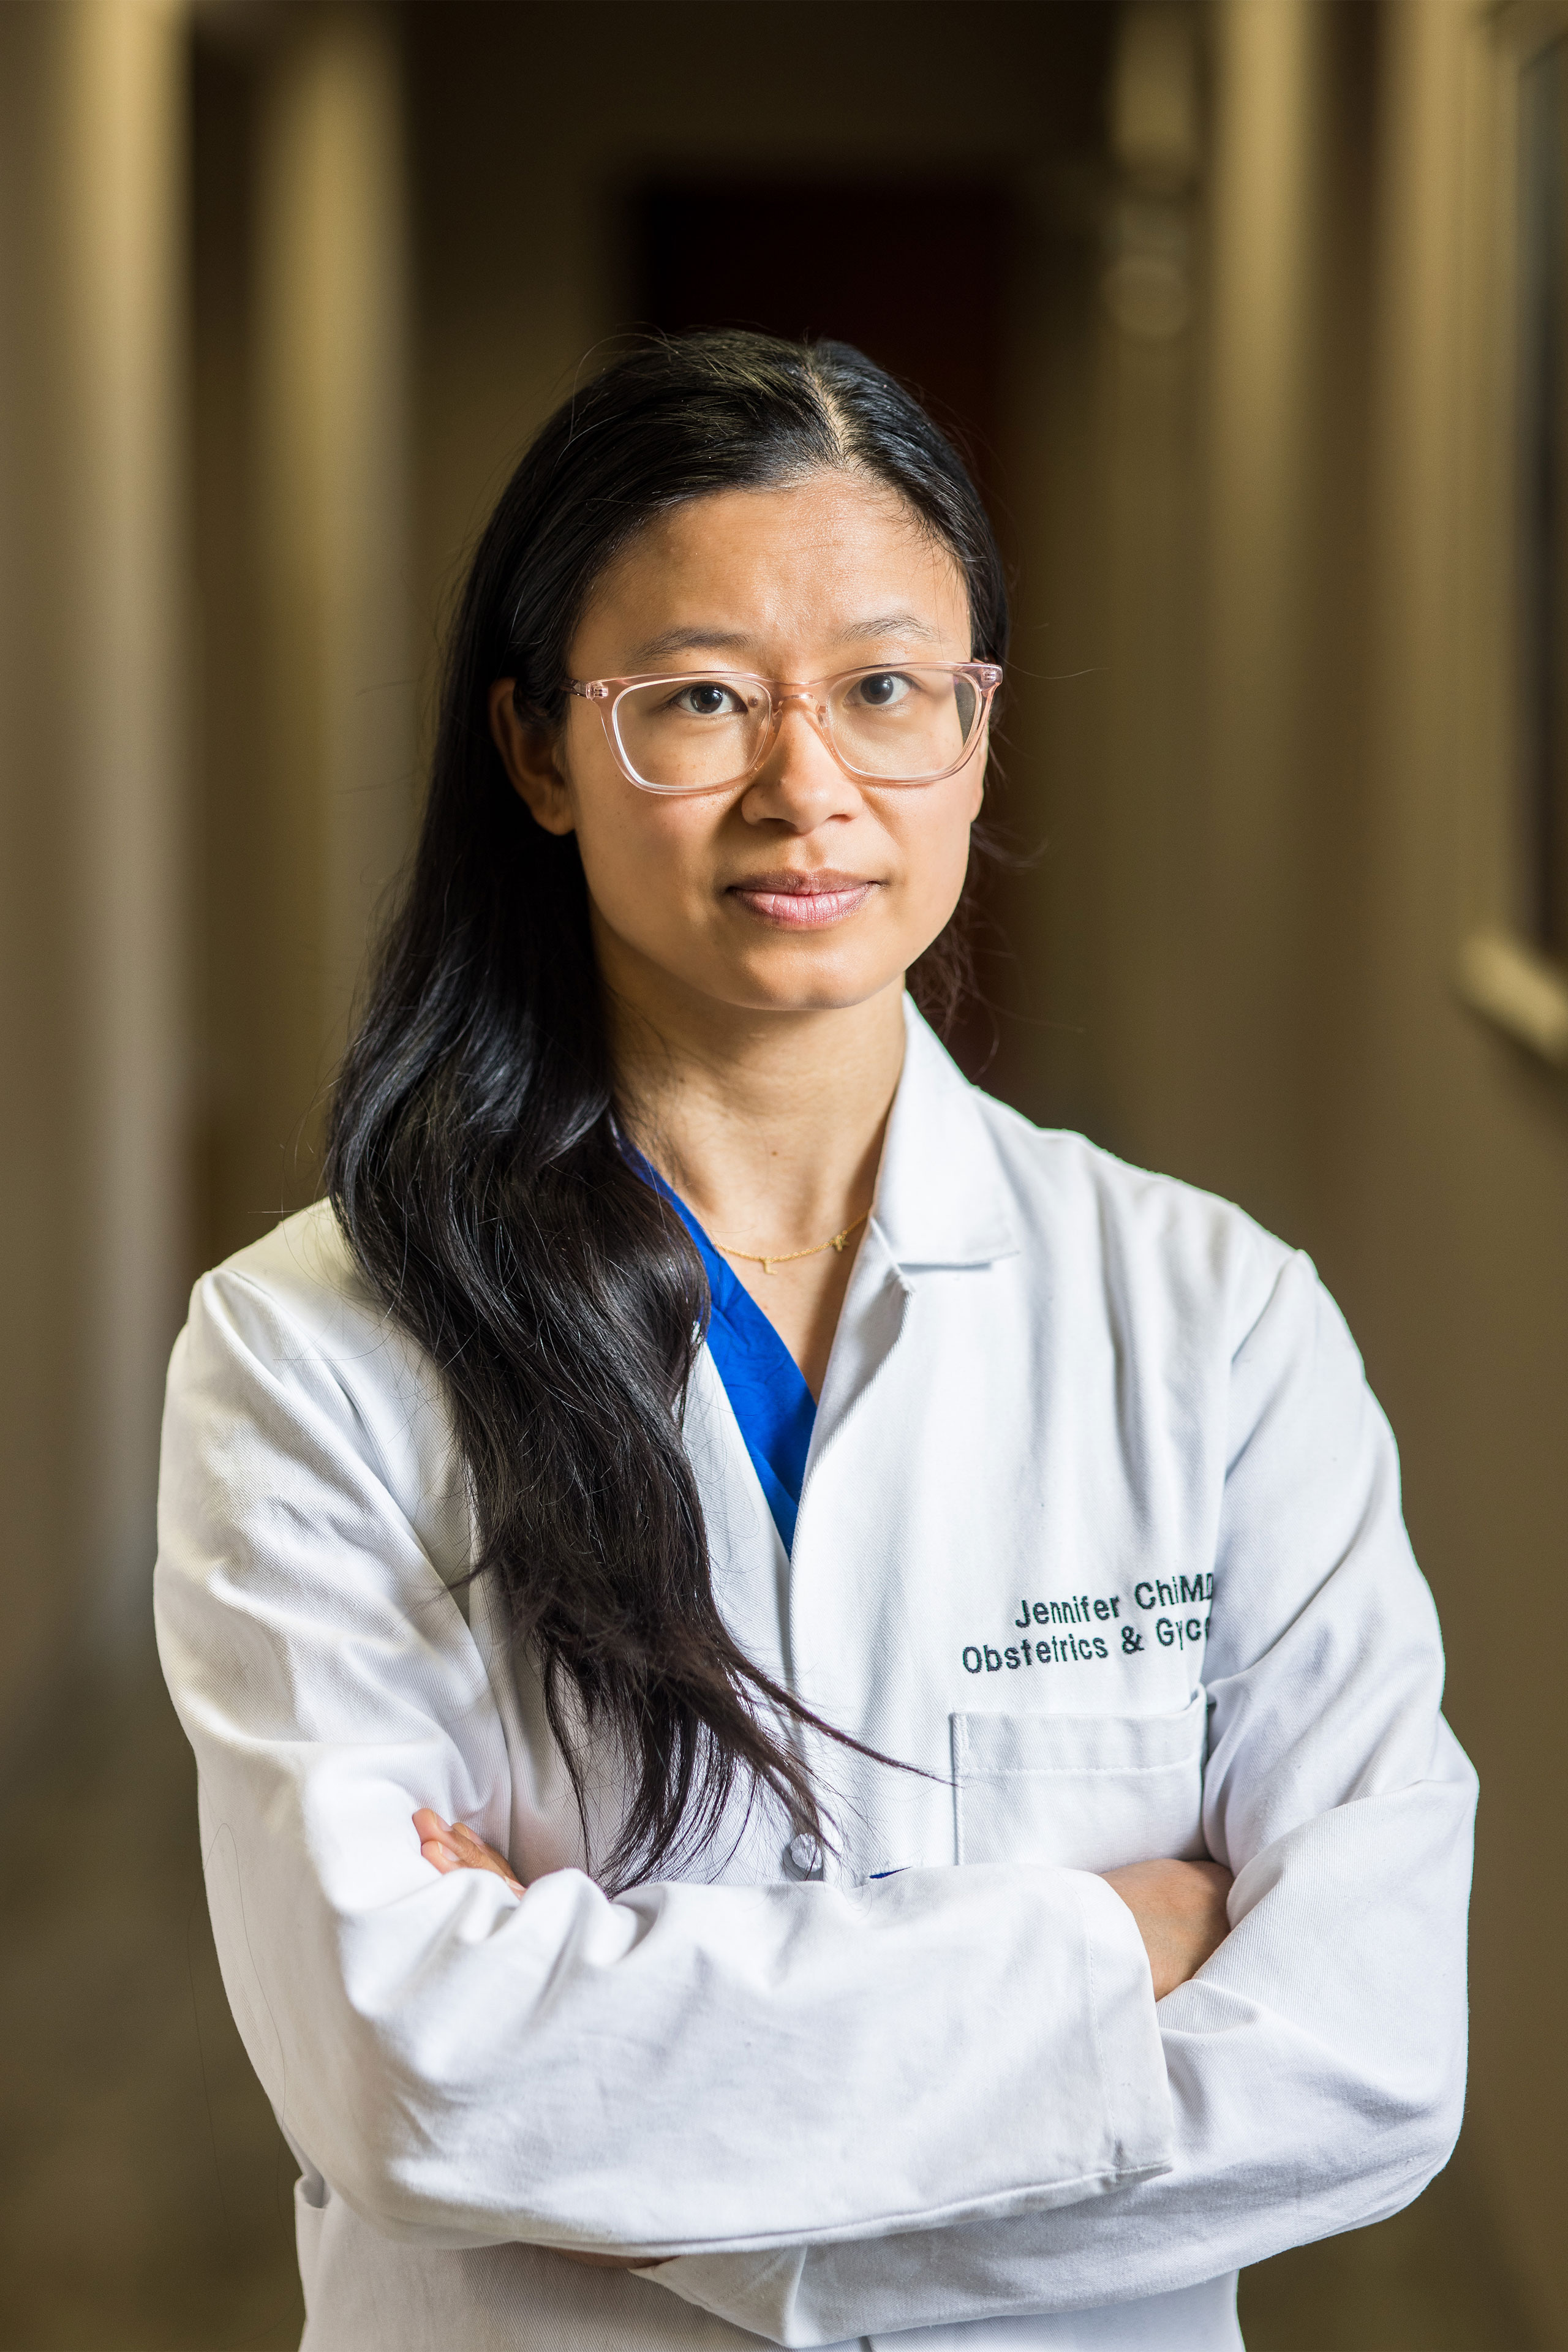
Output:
(574, 470), (971, 666)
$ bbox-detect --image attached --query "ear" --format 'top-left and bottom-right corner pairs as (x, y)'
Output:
(489, 679), (576, 837)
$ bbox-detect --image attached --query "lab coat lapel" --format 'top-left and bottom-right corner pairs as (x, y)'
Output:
(872, 1001), (1022, 1274)
(805, 1001), (1022, 1463)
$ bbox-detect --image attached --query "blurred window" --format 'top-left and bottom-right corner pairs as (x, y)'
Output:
(1518, 34), (1568, 958)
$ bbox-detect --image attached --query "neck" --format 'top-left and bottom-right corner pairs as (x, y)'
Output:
(600, 943), (907, 1256)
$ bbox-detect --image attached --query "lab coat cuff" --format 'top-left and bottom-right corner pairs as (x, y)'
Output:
(643, 1871), (1172, 2346)
(1071, 1866), (1175, 2174)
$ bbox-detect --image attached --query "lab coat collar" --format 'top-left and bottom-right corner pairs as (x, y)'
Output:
(872, 1001), (1021, 1270)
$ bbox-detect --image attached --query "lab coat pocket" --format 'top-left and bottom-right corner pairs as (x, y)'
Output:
(951, 1689), (1208, 1872)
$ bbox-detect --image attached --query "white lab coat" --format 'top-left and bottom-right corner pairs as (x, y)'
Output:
(154, 1002), (1476, 2352)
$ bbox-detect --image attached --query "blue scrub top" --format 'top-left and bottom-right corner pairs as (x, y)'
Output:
(648, 1174), (817, 1551)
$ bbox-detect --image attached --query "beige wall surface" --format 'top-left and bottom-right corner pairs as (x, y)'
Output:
(0, 0), (189, 1722)
(1023, 1), (1568, 2335)
(192, 3), (414, 1267)
(1354, 3), (1568, 2331)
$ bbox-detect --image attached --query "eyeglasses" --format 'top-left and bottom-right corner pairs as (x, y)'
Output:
(567, 661), (1003, 796)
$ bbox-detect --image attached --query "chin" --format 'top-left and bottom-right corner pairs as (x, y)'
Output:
(720, 943), (911, 1016)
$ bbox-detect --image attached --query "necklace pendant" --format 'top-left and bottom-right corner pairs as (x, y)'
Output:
(761, 1256), (774, 1275)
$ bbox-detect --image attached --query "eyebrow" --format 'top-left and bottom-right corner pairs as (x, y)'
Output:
(624, 611), (947, 668)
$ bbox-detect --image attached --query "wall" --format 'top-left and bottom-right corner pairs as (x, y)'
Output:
(1028, 1), (1568, 2335)
(1355, 3), (1568, 2331)
(0, 0), (189, 1725)
(192, 3), (413, 1267)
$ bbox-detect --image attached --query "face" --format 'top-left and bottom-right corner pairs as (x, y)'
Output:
(489, 470), (989, 1031)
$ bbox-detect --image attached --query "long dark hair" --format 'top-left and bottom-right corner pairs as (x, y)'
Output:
(327, 333), (1008, 1890)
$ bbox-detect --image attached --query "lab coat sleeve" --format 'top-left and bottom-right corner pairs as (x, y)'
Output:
(646, 1248), (1477, 2343)
(154, 1264), (1174, 2261)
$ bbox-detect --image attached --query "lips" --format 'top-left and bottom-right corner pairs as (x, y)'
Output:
(726, 871), (877, 930)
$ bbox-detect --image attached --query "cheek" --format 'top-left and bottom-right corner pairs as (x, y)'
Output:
(571, 794), (717, 947)
(893, 781), (981, 930)
(555, 716), (704, 931)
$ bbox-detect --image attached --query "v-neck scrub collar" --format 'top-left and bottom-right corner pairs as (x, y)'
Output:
(651, 1180), (816, 1553)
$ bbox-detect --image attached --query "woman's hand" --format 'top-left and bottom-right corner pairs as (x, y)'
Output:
(413, 1809), (1234, 2005)
(413, 1809), (526, 1896)
(1101, 1858), (1233, 1999)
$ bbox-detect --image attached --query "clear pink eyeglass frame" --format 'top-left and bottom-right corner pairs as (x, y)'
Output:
(567, 660), (1004, 794)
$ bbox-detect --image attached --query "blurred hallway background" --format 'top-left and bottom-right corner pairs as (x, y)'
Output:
(1, 2), (1564, 2344)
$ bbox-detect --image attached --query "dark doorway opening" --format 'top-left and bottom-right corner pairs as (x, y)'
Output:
(635, 178), (1016, 502)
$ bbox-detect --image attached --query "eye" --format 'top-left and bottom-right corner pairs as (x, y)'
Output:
(852, 670), (914, 709)
(668, 679), (745, 718)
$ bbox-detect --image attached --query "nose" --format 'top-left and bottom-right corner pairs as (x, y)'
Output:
(741, 693), (859, 828)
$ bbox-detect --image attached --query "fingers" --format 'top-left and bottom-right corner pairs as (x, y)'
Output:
(412, 1806), (462, 1874)
(412, 1808), (526, 1896)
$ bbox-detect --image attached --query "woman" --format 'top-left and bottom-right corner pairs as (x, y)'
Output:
(156, 333), (1475, 2352)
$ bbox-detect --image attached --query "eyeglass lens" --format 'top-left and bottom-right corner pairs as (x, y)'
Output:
(612, 667), (983, 791)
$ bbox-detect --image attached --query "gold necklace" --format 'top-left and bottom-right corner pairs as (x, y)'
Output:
(710, 1208), (870, 1276)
